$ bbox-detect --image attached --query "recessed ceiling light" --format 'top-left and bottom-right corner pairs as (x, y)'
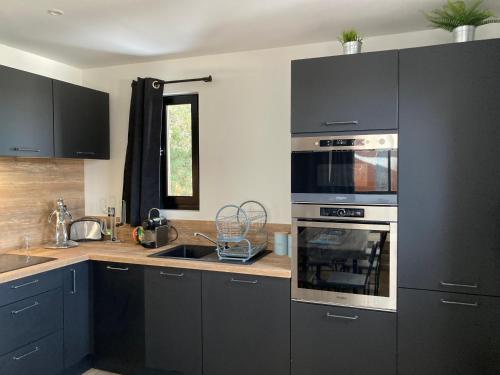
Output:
(47, 9), (64, 16)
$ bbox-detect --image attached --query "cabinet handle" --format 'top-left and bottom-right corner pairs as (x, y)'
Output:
(160, 271), (184, 277)
(75, 151), (96, 156)
(70, 269), (77, 294)
(11, 147), (41, 153)
(12, 346), (39, 361)
(324, 121), (359, 126)
(106, 265), (129, 271)
(440, 299), (479, 308)
(326, 312), (359, 320)
(230, 278), (258, 284)
(10, 279), (39, 289)
(11, 301), (39, 315)
(440, 281), (478, 289)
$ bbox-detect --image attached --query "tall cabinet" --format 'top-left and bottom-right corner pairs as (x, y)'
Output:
(398, 39), (500, 374)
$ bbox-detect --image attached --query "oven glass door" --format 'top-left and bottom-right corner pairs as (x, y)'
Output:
(292, 220), (397, 311)
(291, 149), (398, 195)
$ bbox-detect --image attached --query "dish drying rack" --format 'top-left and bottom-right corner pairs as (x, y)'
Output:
(215, 201), (268, 262)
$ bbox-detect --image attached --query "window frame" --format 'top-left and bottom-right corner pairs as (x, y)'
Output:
(160, 93), (200, 211)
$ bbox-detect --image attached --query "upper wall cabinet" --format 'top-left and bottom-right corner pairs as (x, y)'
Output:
(0, 65), (54, 157)
(291, 50), (398, 133)
(53, 81), (110, 159)
(398, 39), (500, 297)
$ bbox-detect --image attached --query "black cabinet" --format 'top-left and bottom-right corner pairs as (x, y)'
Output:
(398, 288), (500, 375)
(291, 50), (398, 133)
(145, 267), (202, 375)
(93, 262), (144, 374)
(53, 80), (110, 159)
(202, 272), (290, 375)
(398, 39), (500, 297)
(292, 301), (396, 375)
(63, 262), (90, 369)
(0, 65), (54, 157)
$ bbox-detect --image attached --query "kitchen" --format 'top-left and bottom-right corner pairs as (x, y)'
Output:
(1, 1), (500, 374)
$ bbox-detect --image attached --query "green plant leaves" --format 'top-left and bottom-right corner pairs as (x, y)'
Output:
(425, 0), (499, 31)
(339, 29), (362, 44)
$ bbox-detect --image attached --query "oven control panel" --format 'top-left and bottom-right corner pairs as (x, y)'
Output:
(320, 207), (365, 218)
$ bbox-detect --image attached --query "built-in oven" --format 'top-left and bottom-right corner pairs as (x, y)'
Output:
(291, 134), (398, 205)
(292, 204), (397, 311)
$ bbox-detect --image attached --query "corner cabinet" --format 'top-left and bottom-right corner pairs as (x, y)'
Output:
(53, 81), (110, 159)
(202, 271), (290, 375)
(0, 65), (54, 157)
(291, 50), (398, 133)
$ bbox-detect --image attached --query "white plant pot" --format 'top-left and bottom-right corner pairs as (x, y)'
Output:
(343, 41), (362, 55)
(453, 25), (476, 43)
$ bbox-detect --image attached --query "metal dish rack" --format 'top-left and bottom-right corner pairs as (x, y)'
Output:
(215, 200), (268, 262)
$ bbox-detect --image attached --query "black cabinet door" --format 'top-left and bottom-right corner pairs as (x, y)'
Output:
(93, 262), (144, 374)
(145, 267), (202, 375)
(398, 39), (500, 296)
(202, 272), (290, 375)
(292, 301), (396, 375)
(291, 50), (398, 133)
(0, 65), (54, 157)
(63, 261), (90, 369)
(53, 80), (110, 159)
(398, 288), (500, 375)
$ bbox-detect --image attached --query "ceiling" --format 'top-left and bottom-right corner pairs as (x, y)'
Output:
(1, 0), (499, 68)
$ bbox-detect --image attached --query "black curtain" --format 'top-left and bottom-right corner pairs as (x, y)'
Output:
(122, 78), (165, 226)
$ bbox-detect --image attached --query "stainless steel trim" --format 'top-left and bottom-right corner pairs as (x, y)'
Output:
(291, 193), (397, 206)
(326, 312), (359, 320)
(292, 204), (397, 222)
(324, 121), (359, 126)
(291, 206), (398, 311)
(70, 269), (76, 294)
(11, 301), (39, 315)
(10, 279), (39, 289)
(106, 266), (129, 271)
(440, 299), (479, 308)
(160, 271), (185, 277)
(296, 220), (390, 232)
(291, 133), (398, 152)
(12, 346), (39, 361)
(440, 281), (479, 289)
(230, 278), (258, 284)
(12, 147), (41, 153)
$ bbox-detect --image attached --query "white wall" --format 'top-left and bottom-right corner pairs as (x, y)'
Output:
(0, 42), (81, 84)
(82, 26), (500, 224)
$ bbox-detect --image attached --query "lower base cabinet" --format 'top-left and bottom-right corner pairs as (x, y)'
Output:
(93, 262), (145, 374)
(202, 272), (290, 375)
(398, 288), (500, 375)
(145, 266), (202, 375)
(0, 331), (63, 375)
(292, 301), (396, 375)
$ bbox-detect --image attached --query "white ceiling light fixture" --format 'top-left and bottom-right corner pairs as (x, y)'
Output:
(47, 9), (64, 16)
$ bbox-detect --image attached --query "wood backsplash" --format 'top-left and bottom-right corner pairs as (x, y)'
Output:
(0, 158), (84, 251)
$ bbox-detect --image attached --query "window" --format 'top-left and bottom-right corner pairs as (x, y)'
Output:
(161, 94), (199, 210)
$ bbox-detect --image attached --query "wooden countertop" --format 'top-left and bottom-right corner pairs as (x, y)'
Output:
(0, 241), (292, 284)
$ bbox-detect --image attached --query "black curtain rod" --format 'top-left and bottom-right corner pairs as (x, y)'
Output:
(161, 75), (212, 85)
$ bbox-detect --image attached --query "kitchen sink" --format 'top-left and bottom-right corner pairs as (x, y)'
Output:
(0, 254), (56, 274)
(150, 244), (217, 260)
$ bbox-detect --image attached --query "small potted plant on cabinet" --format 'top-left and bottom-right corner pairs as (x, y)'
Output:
(339, 29), (363, 54)
(426, 0), (500, 42)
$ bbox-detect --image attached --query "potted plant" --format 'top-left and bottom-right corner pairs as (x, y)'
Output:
(426, 0), (500, 42)
(339, 29), (363, 54)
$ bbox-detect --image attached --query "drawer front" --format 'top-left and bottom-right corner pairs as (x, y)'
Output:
(0, 330), (63, 375)
(398, 288), (500, 375)
(292, 301), (396, 375)
(0, 269), (62, 307)
(0, 288), (63, 356)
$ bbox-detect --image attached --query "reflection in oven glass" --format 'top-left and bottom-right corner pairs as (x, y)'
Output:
(297, 226), (390, 297)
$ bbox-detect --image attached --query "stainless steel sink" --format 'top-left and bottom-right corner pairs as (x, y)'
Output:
(0, 254), (56, 274)
(150, 244), (217, 260)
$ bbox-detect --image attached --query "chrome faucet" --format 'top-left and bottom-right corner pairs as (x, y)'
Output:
(194, 232), (218, 246)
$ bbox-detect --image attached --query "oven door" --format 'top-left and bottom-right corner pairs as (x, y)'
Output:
(292, 219), (397, 311)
